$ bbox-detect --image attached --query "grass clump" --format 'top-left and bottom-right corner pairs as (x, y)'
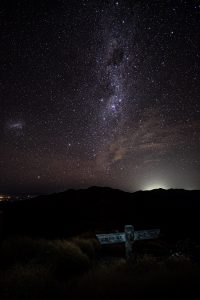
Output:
(40, 239), (91, 279)
(0, 263), (58, 300)
(69, 255), (200, 300)
(71, 237), (100, 259)
(0, 236), (93, 280)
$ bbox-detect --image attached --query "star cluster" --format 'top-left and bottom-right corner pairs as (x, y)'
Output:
(0, 0), (200, 193)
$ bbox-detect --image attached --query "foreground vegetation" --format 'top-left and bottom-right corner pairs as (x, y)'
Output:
(0, 236), (200, 299)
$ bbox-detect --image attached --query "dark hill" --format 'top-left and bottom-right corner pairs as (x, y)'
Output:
(0, 187), (200, 239)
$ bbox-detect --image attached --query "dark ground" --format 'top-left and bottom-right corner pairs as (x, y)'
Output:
(0, 188), (200, 299)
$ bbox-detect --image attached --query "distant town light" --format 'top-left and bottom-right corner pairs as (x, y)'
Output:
(0, 195), (11, 201)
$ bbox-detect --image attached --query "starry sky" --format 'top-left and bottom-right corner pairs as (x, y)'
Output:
(0, 0), (200, 194)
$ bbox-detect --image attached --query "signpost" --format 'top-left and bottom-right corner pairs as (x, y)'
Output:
(96, 225), (160, 259)
(95, 232), (125, 244)
(125, 225), (135, 259)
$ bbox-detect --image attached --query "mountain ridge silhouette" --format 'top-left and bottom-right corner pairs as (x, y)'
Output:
(0, 187), (200, 239)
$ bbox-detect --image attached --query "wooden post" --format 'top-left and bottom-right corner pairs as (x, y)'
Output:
(125, 225), (134, 259)
(0, 211), (3, 240)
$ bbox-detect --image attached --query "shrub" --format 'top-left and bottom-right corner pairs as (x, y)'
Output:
(0, 236), (92, 281)
(0, 263), (59, 300)
(40, 239), (91, 279)
(72, 237), (100, 259)
(135, 240), (170, 257)
(69, 255), (200, 300)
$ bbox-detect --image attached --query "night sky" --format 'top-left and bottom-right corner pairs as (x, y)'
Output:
(1, 0), (200, 194)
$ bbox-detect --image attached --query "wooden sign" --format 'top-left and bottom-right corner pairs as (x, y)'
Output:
(134, 229), (160, 241)
(96, 225), (160, 259)
(96, 232), (125, 244)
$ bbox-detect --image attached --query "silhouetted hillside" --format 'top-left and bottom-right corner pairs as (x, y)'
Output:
(0, 187), (200, 239)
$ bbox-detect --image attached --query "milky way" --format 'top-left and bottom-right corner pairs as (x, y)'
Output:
(0, 0), (200, 193)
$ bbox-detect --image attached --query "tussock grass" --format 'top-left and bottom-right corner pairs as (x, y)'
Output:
(0, 236), (200, 300)
(71, 237), (100, 258)
(69, 255), (200, 300)
(1, 263), (58, 300)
